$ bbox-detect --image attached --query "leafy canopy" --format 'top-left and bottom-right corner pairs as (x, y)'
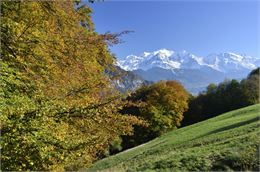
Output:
(0, 1), (142, 171)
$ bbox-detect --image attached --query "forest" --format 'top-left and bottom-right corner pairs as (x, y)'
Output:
(1, 1), (259, 171)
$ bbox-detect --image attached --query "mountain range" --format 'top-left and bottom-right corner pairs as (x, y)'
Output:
(117, 49), (260, 94)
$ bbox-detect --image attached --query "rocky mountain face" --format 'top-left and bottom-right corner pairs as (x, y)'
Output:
(107, 66), (152, 93)
(117, 49), (259, 94)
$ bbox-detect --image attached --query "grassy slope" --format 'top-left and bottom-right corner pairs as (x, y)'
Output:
(89, 104), (260, 171)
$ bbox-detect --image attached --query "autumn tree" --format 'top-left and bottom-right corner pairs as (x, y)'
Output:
(0, 1), (142, 171)
(120, 80), (189, 149)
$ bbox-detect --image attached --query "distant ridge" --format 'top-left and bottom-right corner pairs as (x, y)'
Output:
(118, 49), (259, 72)
(117, 49), (260, 94)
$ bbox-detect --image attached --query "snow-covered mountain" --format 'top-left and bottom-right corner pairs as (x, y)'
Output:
(117, 49), (260, 94)
(118, 49), (259, 72)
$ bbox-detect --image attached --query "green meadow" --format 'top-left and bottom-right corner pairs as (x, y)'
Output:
(89, 104), (260, 171)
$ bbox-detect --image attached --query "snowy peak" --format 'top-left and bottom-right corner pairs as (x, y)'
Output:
(205, 52), (257, 72)
(118, 49), (180, 71)
(153, 49), (174, 58)
(118, 49), (258, 73)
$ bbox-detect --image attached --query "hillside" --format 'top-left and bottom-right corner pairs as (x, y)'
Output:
(88, 104), (260, 171)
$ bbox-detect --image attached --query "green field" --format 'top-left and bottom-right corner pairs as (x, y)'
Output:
(88, 104), (260, 171)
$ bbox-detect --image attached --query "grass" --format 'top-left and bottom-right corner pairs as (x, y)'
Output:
(88, 104), (260, 171)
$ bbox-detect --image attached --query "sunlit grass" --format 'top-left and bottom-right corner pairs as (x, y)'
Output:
(88, 104), (260, 171)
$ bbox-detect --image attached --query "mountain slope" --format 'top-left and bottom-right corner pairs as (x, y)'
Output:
(89, 104), (260, 171)
(107, 66), (152, 93)
(133, 66), (225, 94)
(117, 49), (259, 94)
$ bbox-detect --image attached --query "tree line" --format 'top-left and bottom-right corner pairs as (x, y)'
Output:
(182, 68), (259, 126)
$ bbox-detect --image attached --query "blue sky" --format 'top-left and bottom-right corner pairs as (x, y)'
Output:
(85, 0), (260, 59)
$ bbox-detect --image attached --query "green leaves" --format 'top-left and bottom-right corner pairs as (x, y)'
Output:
(1, 1), (142, 171)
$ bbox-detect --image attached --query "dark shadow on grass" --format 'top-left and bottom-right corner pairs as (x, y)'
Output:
(204, 116), (259, 136)
(186, 116), (259, 143)
(173, 116), (260, 150)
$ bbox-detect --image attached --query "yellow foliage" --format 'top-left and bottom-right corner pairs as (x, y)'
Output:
(1, 1), (143, 171)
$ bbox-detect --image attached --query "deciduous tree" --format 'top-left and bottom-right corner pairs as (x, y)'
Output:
(121, 81), (189, 149)
(0, 1), (142, 170)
